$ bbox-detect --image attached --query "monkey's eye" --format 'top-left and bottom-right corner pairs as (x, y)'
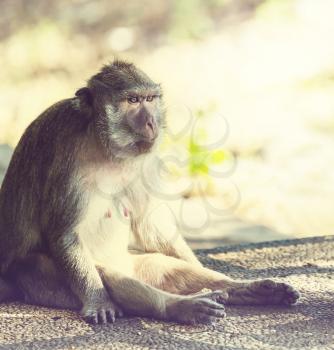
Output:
(146, 95), (154, 102)
(128, 96), (139, 104)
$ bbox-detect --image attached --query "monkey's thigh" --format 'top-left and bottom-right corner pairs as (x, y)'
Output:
(10, 253), (81, 310)
(131, 253), (299, 306)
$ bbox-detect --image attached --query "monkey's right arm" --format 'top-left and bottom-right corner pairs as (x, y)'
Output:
(48, 232), (121, 324)
(36, 119), (121, 324)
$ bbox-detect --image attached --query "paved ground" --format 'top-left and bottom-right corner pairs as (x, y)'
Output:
(0, 235), (333, 350)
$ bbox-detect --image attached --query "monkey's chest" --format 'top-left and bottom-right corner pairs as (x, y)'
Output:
(77, 192), (132, 272)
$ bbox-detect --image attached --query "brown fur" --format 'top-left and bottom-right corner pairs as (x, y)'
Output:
(0, 60), (299, 325)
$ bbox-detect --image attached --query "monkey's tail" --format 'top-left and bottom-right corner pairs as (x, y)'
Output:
(0, 276), (18, 303)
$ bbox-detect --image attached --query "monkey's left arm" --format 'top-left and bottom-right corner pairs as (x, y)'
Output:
(166, 231), (202, 266)
(130, 199), (202, 266)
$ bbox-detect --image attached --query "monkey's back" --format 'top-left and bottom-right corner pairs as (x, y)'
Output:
(0, 98), (88, 272)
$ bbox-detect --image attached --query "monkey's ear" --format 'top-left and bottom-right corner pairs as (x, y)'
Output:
(75, 87), (93, 106)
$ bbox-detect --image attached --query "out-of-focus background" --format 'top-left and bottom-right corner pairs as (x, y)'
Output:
(0, 0), (334, 248)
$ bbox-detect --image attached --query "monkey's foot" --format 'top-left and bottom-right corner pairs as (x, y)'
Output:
(81, 293), (123, 325)
(226, 279), (300, 306)
(166, 290), (227, 325)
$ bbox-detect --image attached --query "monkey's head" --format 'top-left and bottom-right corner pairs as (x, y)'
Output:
(75, 60), (166, 160)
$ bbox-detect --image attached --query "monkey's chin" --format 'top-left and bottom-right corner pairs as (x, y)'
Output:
(135, 140), (154, 154)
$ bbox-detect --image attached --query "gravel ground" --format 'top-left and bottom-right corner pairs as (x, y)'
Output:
(0, 235), (333, 350)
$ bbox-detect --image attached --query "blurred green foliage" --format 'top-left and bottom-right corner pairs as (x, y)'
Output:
(188, 107), (229, 177)
(188, 139), (229, 176)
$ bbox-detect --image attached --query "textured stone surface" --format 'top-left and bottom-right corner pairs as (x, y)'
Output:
(0, 236), (333, 350)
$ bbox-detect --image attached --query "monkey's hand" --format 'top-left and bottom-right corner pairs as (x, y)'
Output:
(81, 289), (123, 324)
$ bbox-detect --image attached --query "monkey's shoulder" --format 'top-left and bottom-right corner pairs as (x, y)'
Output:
(28, 98), (88, 139)
(11, 97), (88, 162)
(0, 98), (89, 198)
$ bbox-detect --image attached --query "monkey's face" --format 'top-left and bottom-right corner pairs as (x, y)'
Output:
(103, 88), (165, 159)
(117, 91), (164, 156)
(79, 61), (166, 160)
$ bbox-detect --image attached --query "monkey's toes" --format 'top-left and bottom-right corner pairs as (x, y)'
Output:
(167, 292), (226, 325)
(250, 279), (300, 305)
(281, 284), (300, 305)
(193, 297), (227, 325)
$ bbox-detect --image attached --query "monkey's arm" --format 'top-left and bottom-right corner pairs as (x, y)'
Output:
(131, 200), (201, 266)
(171, 234), (201, 265)
(165, 231), (202, 266)
(49, 233), (120, 323)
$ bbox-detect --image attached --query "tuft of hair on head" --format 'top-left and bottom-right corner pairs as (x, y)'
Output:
(106, 59), (134, 70)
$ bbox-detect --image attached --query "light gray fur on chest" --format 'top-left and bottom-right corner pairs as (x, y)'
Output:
(75, 164), (138, 270)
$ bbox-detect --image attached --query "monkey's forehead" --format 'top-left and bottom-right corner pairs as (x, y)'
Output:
(123, 86), (162, 96)
(111, 85), (162, 100)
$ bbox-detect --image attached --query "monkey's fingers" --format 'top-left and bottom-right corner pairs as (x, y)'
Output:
(195, 290), (229, 305)
(82, 304), (121, 324)
(98, 309), (108, 324)
(83, 309), (113, 324)
(106, 309), (116, 323)
(82, 309), (99, 325)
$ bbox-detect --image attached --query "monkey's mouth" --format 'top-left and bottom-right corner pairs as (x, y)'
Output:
(135, 140), (154, 153)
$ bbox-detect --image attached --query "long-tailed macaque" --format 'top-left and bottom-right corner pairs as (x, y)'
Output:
(0, 61), (299, 325)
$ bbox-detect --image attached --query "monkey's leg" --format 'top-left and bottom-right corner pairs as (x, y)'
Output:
(132, 253), (299, 306)
(49, 233), (122, 324)
(10, 253), (123, 322)
(99, 268), (226, 325)
(8, 254), (82, 310)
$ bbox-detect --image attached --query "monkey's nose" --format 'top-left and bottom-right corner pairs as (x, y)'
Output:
(144, 120), (156, 140)
(147, 121), (153, 131)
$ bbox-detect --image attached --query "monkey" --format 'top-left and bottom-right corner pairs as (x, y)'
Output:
(0, 60), (299, 325)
